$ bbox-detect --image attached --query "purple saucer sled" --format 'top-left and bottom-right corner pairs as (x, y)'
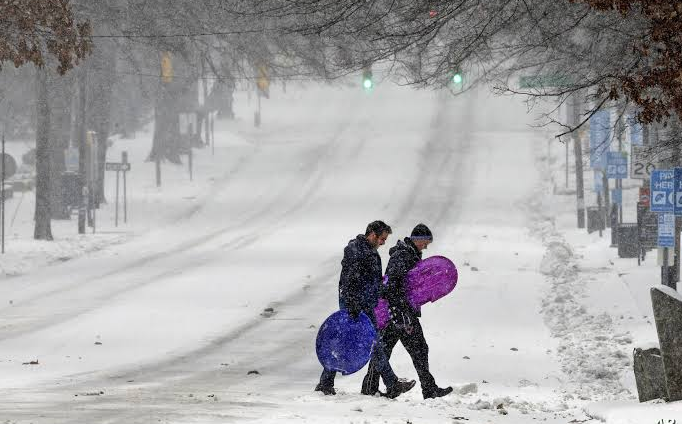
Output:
(375, 256), (458, 329)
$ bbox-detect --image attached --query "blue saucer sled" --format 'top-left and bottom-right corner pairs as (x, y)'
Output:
(315, 310), (377, 375)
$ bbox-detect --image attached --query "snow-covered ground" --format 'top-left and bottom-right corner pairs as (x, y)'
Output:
(0, 80), (679, 423)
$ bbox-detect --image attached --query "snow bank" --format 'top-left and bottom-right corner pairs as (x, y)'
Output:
(585, 400), (682, 423)
(528, 149), (634, 404)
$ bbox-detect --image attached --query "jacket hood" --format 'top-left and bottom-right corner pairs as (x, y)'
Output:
(389, 237), (420, 258)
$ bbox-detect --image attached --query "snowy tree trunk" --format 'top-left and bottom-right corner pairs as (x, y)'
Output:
(149, 81), (182, 164)
(88, 40), (117, 205)
(34, 67), (53, 240)
(49, 70), (74, 219)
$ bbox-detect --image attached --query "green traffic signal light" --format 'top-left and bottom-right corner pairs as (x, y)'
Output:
(362, 66), (373, 91)
(452, 73), (462, 84)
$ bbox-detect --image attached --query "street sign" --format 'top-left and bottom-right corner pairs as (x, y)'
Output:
(518, 75), (572, 89)
(612, 188), (622, 205)
(628, 116), (643, 146)
(631, 146), (656, 179)
(589, 110), (610, 169)
(651, 169), (675, 213)
(640, 187), (651, 207)
(658, 213), (675, 248)
(161, 52), (173, 83)
(105, 162), (131, 172)
(606, 151), (628, 179)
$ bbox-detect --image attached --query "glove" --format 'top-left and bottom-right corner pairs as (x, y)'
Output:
(389, 306), (414, 334)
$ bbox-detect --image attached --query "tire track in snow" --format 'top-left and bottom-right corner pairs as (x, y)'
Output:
(0, 93), (478, 423)
(391, 90), (475, 233)
(0, 119), (357, 343)
(55, 93), (481, 424)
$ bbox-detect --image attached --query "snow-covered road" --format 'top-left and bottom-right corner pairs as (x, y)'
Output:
(0, 83), (602, 423)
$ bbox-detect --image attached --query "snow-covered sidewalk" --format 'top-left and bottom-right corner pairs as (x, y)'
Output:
(542, 133), (682, 423)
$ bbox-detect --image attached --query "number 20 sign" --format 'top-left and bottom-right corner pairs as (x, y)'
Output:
(631, 146), (656, 179)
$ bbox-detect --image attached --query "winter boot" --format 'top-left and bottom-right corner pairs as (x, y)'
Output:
(314, 383), (336, 396)
(422, 386), (453, 399)
(384, 378), (416, 399)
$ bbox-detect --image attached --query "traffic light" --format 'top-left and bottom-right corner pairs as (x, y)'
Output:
(449, 70), (463, 91)
(362, 67), (373, 91)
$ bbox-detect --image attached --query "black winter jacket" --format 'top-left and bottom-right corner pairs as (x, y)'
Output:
(338, 235), (383, 315)
(384, 238), (422, 317)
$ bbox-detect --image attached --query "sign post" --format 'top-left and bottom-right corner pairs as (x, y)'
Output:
(105, 160), (131, 227)
(652, 169), (676, 288)
(607, 151), (627, 243)
(659, 213), (676, 288)
(122, 151), (128, 223)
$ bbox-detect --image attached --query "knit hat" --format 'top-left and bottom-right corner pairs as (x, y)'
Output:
(410, 223), (433, 241)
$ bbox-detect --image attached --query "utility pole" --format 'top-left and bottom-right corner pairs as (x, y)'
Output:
(1, 131), (5, 254)
(77, 65), (87, 234)
(671, 118), (681, 285)
(566, 139), (570, 188)
(572, 93), (585, 229)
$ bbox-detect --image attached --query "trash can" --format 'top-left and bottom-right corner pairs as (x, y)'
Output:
(617, 223), (639, 258)
(587, 206), (605, 234)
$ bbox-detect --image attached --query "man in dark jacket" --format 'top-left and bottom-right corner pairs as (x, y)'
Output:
(361, 224), (453, 399)
(315, 220), (416, 398)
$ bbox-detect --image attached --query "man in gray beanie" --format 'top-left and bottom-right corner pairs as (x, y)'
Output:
(361, 223), (453, 399)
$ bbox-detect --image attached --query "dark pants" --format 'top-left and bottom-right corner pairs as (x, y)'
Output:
(318, 309), (398, 390)
(362, 318), (436, 394)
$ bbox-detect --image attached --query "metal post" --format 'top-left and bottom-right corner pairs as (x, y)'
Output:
(115, 169), (119, 227)
(1, 131), (5, 254)
(155, 156), (161, 187)
(211, 114), (215, 156)
(598, 192), (603, 238)
(565, 139), (569, 188)
(188, 123), (193, 181)
(122, 151), (128, 223)
(617, 117), (624, 224)
(77, 67), (87, 234)
(663, 247), (671, 288)
(573, 94), (585, 229)
(675, 217), (681, 284)
(603, 171), (610, 228)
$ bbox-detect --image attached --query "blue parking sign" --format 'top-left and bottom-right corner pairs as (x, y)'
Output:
(606, 152), (628, 179)
(590, 110), (610, 169)
(651, 169), (675, 213)
(658, 213), (675, 248)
